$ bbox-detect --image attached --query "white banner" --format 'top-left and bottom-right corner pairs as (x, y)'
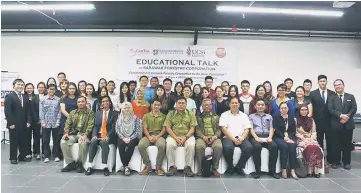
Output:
(116, 46), (239, 86)
(1, 71), (19, 130)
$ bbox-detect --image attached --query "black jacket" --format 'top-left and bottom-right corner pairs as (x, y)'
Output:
(328, 92), (357, 130)
(4, 91), (32, 128)
(273, 115), (296, 140)
(92, 109), (118, 144)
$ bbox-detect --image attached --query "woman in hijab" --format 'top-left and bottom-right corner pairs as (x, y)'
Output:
(132, 89), (150, 119)
(296, 104), (323, 178)
(115, 102), (141, 176)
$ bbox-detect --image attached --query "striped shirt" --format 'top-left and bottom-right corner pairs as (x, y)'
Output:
(39, 95), (61, 128)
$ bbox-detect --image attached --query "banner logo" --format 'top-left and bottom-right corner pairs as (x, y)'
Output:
(129, 48), (150, 56)
(153, 49), (184, 55)
(187, 47), (205, 57)
(216, 48), (226, 58)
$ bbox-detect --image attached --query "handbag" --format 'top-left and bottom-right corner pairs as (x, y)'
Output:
(202, 155), (212, 177)
(295, 148), (307, 178)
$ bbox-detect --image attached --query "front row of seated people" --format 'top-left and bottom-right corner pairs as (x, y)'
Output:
(60, 95), (323, 179)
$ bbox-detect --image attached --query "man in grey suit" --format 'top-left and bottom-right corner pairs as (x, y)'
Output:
(328, 79), (357, 170)
(85, 96), (118, 176)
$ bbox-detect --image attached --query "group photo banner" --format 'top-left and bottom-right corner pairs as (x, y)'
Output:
(117, 46), (239, 86)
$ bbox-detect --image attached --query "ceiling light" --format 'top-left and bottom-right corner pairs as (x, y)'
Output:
(216, 6), (343, 17)
(1, 4), (95, 11)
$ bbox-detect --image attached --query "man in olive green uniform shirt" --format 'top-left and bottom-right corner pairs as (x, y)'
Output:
(195, 99), (222, 177)
(138, 100), (166, 176)
(164, 97), (197, 177)
(61, 97), (94, 173)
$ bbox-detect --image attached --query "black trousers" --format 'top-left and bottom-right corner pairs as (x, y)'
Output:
(316, 124), (333, 164)
(26, 122), (41, 155)
(331, 129), (353, 165)
(88, 139), (110, 164)
(274, 138), (297, 169)
(250, 138), (279, 173)
(42, 127), (60, 159)
(222, 138), (253, 169)
(117, 138), (139, 167)
(9, 126), (27, 160)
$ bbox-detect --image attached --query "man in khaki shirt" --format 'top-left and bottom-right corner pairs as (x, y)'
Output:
(164, 97), (197, 177)
(138, 99), (166, 176)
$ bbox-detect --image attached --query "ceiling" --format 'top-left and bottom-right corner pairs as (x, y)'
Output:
(1, 1), (361, 32)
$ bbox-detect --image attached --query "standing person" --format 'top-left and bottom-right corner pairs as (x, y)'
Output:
(192, 84), (202, 115)
(115, 102), (141, 176)
(179, 85), (197, 115)
(107, 80), (119, 111)
(184, 78), (193, 88)
(60, 96), (94, 173)
(227, 85), (244, 113)
(132, 76), (154, 103)
(92, 87), (113, 113)
(47, 77), (62, 98)
(221, 81), (230, 100)
(204, 76), (215, 100)
(328, 79), (357, 170)
(116, 82), (132, 111)
(153, 85), (172, 115)
(78, 80), (87, 97)
(263, 81), (275, 101)
(220, 97), (253, 176)
(4, 79), (32, 164)
(212, 86), (229, 117)
(128, 80), (137, 97)
(57, 72), (66, 90)
(163, 78), (176, 109)
(59, 79), (70, 97)
(37, 82), (47, 101)
(24, 83), (41, 160)
(284, 78), (296, 99)
(173, 82), (184, 103)
(249, 85), (272, 114)
(39, 84), (61, 163)
(303, 79), (312, 101)
(138, 99), (167, 176)
(164, 97), (197, 177)
(86, 96), (118, 176)
(310, 75), (335, 165)
(85, 83), (97, 110)
(294, 86), (313, 117)
(239, 80), (255, 115)
(150, 77), (159, 89)
(96, 78), (108, 97)
(132, 89), (150, 119)
(271, 84), (295, 119)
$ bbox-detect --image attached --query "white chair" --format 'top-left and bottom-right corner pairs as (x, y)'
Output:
(297, 147), (325, 175)
(220, 147), (242, 174)
(169, 147), (195, 171)
(84, 144), (116, 172)
(194, 147), (222, 174)
(115, 146), (142, 172)
(246, 148), (281, 174)
(62, 143), (86, 168)
(140, 145), (168, 171)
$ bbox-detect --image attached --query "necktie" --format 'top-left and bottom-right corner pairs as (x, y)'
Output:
(101, 111), (108, 138)
(339, 95), (343, 104)
(321, 91), (325, 104)
(18, 93), (23, 107)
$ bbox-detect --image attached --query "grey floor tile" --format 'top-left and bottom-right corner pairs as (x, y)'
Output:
(1, 175), (35, 187)
(332, 179), (361, 191)
(348, 169), (361, 178)
(223, 179), (265, 191)
(228, 191), (268, 193)
(13, 187), (58, 193)
(1, 165), (21, 174)
(25, 176), (70, 188)
(9, 166), (52, 175)
(145, 178), (184, 191)
(40, 166), (78, 177)
(1, 186), (17, 193)
(187, 191), (227, 193)
(310, 191), (349, 193)
(63, 176), (108, 190)
(298, 178), (345, 191)
(102, 190), (142, 193)
(105, 178), (146, 190)
(326, 169), (359, 178)
(143, 191), (184, 193)
(57, 187), (101, 193)
(185, 178), (225, 191)
(260, 179), (307, 191)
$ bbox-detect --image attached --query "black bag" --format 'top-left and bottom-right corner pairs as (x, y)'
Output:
(295, 158), (307, 178)
(202, 155), (212, 177)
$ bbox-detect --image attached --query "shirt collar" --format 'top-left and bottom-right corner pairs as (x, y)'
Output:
(175, 110), (186, 115)
(256, 112), (266, 117)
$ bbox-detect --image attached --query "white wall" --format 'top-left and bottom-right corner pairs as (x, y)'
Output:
(1, 32), (361, 110)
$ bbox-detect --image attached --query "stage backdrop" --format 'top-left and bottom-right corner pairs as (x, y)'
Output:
(116, 46), (239, 86)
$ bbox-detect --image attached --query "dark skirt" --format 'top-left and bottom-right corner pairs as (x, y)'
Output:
(303, 145), (323, 168)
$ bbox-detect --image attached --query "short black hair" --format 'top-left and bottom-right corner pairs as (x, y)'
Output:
(152, 98), (161, 104)
(108, 80), (115, 85)
(333, 79), (344, 85)
(47, 84), (56, 89)
(221, 81), (230, 86)
(129, 80), (137, 86)
(277, 84), (287, 90)
(13, 79), (24, 86)
(101, 95), (111, 102)
(284, 78), (293, 83)
(205, 76), (213, 81)
(279, 101), (289, 109)
(77, 95), (87, 101)
(177, 96), (187, 103)
(295, 86), (305, 93)
(37, 81), (46, 89)
(241, 80), (250, 85)
(57, 72), (66, 77)
(184, 78), (193, 85)
(183, 85), (192, 91)
(139, 75), (149, 81)
(229, 96), (239, 103)
(318, 75), (327, 81)
(255, 98), (265, 104)
(150, 77), (159, 81)
(163, 78), (172, 85)
(303, 79), (312, 85)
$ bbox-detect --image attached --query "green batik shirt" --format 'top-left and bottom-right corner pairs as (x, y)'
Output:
(64, 108), (95, 136)
(163, 109), (198, 136)
(203, 114), (215, 136)
(142, 112), (166, 136)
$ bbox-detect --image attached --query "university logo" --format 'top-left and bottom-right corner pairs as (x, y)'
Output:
(216, 48), (226, 58)
(187, 47), (205, 57)
(153, 49), (159, 55)
(153, 49), (183, 55)
(129, 48), (150, 56)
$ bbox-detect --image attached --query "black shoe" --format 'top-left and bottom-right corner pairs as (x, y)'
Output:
(184, 166), (195, 177)
(61, 162), (76, 172)
(10, 160), (18, 164)
(307, 174), (313, 177)
(235, 166), (245, 176)
(269, 172), (281, 179)
(344, 164), (351, 170)
(103, 168), (110, 176)
(331, 164), (339, 169)
(251, 172), (260, 179)
(224, 167), (235, 176)
(313, 173), (321, 178)
(76, 162), (84, 173)
(85, 167), (94, 176)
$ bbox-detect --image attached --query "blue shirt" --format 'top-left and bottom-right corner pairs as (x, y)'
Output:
(132, 87), (155, 103)
(271, 98), (295, 119)
(60, 96), (78, 132)
(249, 113), (273, 137)
(39, 95), (61, 128)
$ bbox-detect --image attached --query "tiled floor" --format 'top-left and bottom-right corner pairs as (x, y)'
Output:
(1, 144), (361, 193)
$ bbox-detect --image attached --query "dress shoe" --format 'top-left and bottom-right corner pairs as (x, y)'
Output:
(212, 169), (221, 177)
(76, 162), (84, 173)
(184, 166), (195, 177)
(157, 168), (164, 176)
(269, 172), (281, 179)
(103, 168), (110, 176)
(251, 172), (260, 179)
(85, 167), (94, 176)
(139, 166), (152, 175)
(61, 162), (76, 172)
(344, 164), (351, 170)
(331, 164), (339, 169)
(235, 166), (245, 176)
(224, 167), (235, 176)
(10, 160), (18, 164)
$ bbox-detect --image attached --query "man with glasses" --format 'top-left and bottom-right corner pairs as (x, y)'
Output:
(221, 81), (230, 100)
(239, 80), (255, 115)
(328, 79), (357, 170)
(303, 79), (312, 101)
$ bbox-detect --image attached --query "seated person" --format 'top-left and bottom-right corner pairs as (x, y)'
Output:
(249, 98), (280, 179)
(115, 102), (141, 176)
(220, 97), (253, 176)
(138, 99), (167, 176)
(273, 102), (298, 180)
(164, 97), (197, 177)
(61, 96), (94, 173)
(195, 99), (222, 177)
(85, 96), (118, 176)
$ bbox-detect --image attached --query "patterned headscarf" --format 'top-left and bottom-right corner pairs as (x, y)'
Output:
(116, 102), (136, 138)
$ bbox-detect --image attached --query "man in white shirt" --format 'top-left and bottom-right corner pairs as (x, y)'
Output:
(220, 96), (253, 176)
(239, 80), (255, 115)
(107, 80), (119, 111)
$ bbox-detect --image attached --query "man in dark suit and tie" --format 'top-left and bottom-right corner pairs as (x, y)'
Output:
(85, 96), (118, 176)
(163, 78), (176, 108)
(328, 79), (357, 170)
(310, 75), (335, 164)
(4, 79), (32, 164)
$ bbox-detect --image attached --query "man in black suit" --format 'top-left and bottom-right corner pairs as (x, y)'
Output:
(310, 75), (335, 164)
(85, 96), (118, 176)
(4, 79), (32, 164)
(328, 79), (357, 170)
(163, 78), (176, 108)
